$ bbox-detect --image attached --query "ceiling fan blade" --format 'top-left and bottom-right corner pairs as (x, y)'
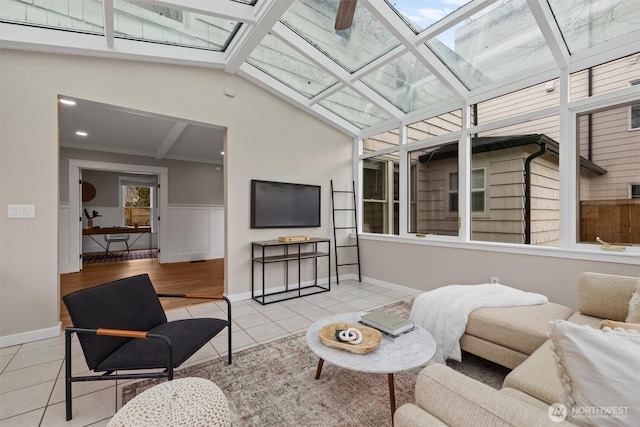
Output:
(334, 0), (357, 31)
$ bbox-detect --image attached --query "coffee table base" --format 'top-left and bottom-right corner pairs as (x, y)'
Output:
(314, 358), (398, 426)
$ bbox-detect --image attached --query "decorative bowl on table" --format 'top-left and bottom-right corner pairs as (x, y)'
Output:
(318, 322), (382, 354)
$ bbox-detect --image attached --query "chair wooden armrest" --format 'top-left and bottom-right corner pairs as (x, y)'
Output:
(66, 327), (173, 368)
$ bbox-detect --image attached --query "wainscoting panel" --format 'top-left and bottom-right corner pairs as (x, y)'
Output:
(165, 205), (224, 263)
(59, 204), (224, 272)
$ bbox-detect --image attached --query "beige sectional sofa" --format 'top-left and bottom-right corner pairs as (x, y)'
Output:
(395, 272), (639, 427)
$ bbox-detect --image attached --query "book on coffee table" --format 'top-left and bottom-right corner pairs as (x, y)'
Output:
(360, 310), (415, 337)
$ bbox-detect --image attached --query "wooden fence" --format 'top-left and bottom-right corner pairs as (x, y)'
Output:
(579, 199), (640, 244)
(124, 207), (151, 227)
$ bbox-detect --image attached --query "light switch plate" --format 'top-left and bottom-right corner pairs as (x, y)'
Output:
(8, 204), (35, 218)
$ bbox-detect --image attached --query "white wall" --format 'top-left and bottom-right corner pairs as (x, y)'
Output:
(0, 49), (352, 346)
(359, 237), (640, 310)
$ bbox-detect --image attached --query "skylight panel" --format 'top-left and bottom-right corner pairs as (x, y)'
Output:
(425, 0), (555, 90)
(113, 0), (241, 51)
(247, 34), (339, 98)
(361, 52), (455, 113)
(547, 0), (640, 54)
(319, 87), (392, 129)
(384, 0), (473, 33)
(280, 0), (401, 73)
(0, 0), (104, 34)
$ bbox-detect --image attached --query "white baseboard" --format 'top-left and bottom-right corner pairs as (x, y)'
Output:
(359, 275), (423, 295)
(229, 276), (334, 302)
(59, 262), (74, 274)
(163, 251), (224, 264)
(226, 274), (420, 303)
(0, 323), (61, 348)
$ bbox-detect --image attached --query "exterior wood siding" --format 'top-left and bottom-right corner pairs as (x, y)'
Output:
(530, 159), (560, 246)
(415, 157), (458, 235)
(471, 154), (525, 244)
(579, 106), (640, 200)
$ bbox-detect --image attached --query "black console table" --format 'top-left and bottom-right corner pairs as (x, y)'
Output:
(251, 238), (331, 305)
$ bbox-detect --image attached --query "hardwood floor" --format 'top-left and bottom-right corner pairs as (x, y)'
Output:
(60, 258), (224, 328)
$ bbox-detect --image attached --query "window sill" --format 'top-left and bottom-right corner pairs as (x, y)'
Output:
(356, 233), (640, 266)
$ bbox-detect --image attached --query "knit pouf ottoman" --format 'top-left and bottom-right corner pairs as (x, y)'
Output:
(108, 377), (230, 427)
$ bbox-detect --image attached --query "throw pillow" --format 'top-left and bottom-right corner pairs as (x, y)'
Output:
(626, 281), (640, 323)
(549, 320), (640, 427)
(600, 319), (640, 333)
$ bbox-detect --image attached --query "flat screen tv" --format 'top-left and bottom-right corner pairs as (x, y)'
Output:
(251, 180), (321, 228)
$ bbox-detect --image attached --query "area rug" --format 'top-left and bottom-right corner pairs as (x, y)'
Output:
(83, 249), (158, 264)
(122, 301), (510, 426)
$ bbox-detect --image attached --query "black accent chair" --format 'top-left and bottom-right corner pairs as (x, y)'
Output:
(62, 273), (231, 421)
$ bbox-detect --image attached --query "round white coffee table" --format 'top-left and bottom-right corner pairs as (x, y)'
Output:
(306, 312), (436, 424)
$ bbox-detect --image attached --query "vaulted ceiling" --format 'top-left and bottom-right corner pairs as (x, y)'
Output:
(2, 0), (639, 160)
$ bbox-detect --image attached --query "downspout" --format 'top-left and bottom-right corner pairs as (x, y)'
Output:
(588, 67), (593, 161)
(524, 143), (547, 244)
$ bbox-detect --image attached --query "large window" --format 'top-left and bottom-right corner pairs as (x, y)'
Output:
(357, 49), (639, 255)
(362, 156), (399, 234)
(407, 141), (459, 237)
(578, 102), (640, 246)
(120, 177), (155, 228)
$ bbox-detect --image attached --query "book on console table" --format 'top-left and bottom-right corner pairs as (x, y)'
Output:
(359, 310), (415, 337)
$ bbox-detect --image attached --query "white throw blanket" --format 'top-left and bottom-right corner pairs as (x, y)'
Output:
(410, 284), (548, 364)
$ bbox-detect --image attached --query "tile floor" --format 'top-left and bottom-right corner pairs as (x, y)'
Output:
(0, 280), (414, 426)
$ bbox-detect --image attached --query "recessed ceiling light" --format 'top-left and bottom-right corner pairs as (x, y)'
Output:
(76, 131), (88, 136)
(221, 151), (225, 155)
(60, 99), (76, 105)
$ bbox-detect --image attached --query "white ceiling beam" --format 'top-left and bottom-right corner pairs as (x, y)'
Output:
(138, 0), (256, 23)
(224, 0), (293, 73)
(270, 22), (350, 84)
(102, 0), (115, 48)
(414, 0), (498, 44)
(156, 121), (188, 159)
(468, 65), (559, 105)
(0, 24), (226, 68)
(238, 62), (360, 137)
(526, 0), (569, 68)
(350, 45), (407, 83)
(269, 22), (403, 120)
(569, 39), (640, 74)
(365, 0), (468, 99)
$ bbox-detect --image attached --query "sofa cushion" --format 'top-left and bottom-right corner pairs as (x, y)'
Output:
(549, 320), (640, 426)
(577, 272), (638, 321)
(502, 340), (565, 406)
(394, 403), (448, 427)
(460, 334), (528, 369)
(499, 387), (551, 412)
(465, 303), (573, 355)
(566, 312), (603, 328)
(415, 364), (573, 427)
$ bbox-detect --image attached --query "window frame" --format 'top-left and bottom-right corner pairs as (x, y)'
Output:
(629, 80), (640, 131)
(356, 67), (640, 262)
(119, 177), (155, 231)
(362, 156), (399, 235)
